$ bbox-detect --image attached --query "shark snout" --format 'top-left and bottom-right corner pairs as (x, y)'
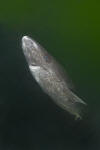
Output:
(22, 36), (32, 50)
(22, 35), (39, 66)
(22, 36), (33, 65)
(22, 36), (38, 51)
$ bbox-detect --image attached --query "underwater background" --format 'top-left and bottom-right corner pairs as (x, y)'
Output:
(0, 0), (100, 149)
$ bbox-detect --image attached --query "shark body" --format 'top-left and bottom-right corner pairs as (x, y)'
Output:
(22, 36), (87, 119)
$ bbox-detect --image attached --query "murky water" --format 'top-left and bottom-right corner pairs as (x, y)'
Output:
(0, 25), (99, 150)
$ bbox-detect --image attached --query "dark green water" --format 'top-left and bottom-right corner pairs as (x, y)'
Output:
(0, 0), (100, 149)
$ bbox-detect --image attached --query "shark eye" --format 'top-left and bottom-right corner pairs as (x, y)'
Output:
(44, 54), (51, 63)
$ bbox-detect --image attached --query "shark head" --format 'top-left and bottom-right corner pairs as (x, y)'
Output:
(22, 36), (52, 69)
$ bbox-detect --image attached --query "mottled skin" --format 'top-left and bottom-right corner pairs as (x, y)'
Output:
(22, 36), (87, 119)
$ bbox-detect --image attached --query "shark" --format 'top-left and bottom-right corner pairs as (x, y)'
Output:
(21, 36), (87, 119)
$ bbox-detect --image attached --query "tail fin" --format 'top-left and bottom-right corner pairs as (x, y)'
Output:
(66, 91), (87, 120)
(56, 90), (87, 120)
